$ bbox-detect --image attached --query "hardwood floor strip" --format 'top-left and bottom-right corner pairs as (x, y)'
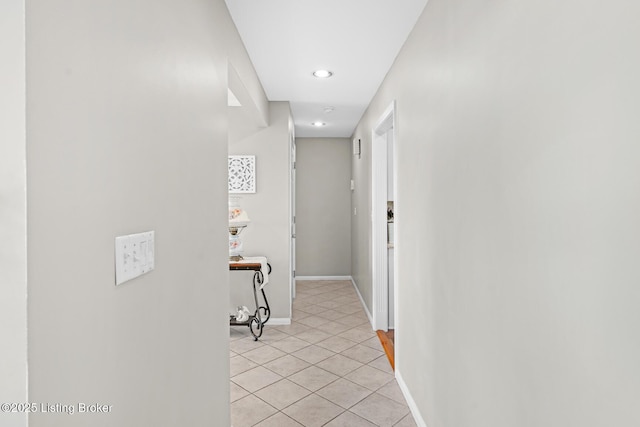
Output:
(376, 330), (395, 371)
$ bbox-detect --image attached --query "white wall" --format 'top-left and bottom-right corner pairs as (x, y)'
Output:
(352, 0), (640, 425)
(24, 1), (264, 425)
(296, 138), (352, 276)
(226, 17), (269, 128)
(0, 1), (27, 427)
(229, 102), (293, 320)
(351, 139), (373, 309)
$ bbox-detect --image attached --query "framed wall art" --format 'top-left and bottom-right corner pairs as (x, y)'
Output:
(228, 155), (256, 193)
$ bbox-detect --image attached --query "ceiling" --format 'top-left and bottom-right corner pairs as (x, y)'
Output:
(225, 0), (428, 138)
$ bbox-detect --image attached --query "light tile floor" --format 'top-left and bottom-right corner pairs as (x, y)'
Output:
(230, 280), (417, 427)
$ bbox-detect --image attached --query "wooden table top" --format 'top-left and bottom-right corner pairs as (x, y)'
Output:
(229, 262), (262, 271)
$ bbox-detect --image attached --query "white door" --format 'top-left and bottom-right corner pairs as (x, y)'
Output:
(388, 246), (395, 329)
(387, 129), (395, 330)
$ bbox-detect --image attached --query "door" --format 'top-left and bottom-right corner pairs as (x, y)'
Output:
(387, 129), (395, 330)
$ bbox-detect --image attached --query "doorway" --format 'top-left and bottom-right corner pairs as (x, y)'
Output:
(372, 101), (397, 342)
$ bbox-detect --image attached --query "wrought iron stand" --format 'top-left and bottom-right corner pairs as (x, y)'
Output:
(229, 261), (271, 341)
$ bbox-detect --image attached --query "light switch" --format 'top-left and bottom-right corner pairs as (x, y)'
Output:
(115, 231), (155, 285)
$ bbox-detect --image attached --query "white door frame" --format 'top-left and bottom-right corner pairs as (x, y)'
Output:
(289, 118), (297, 303)
(371, 101), (396, 331)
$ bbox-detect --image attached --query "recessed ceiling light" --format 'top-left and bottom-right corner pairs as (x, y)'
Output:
(311, 122), (326, 127)
(313, 70), (333, 78)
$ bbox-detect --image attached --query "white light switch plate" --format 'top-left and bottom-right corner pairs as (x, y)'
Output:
(115, 231), (155, 285)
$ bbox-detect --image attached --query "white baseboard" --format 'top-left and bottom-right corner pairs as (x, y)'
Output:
(396, 369), (428, 427)
(296, 276), (352, 281)
(296, 276), (351, 280)
(265, 318), (291, 326)
(350, 277), (373, 327)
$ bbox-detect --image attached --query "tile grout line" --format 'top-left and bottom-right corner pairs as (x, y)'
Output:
(231, 280), (413, 427)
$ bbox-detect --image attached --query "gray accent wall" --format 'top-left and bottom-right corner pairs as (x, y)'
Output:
(352, 0), (640, 426)
(296, 138), (352, 276)
(1, 2), (27, 426)
(22, 1), (266, 425)
(351, 136), (373, 311)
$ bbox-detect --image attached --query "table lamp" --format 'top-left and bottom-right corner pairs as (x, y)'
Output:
(229, 198), (250, 261)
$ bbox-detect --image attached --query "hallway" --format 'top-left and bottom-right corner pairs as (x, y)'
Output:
(230, 280), (416, 427)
